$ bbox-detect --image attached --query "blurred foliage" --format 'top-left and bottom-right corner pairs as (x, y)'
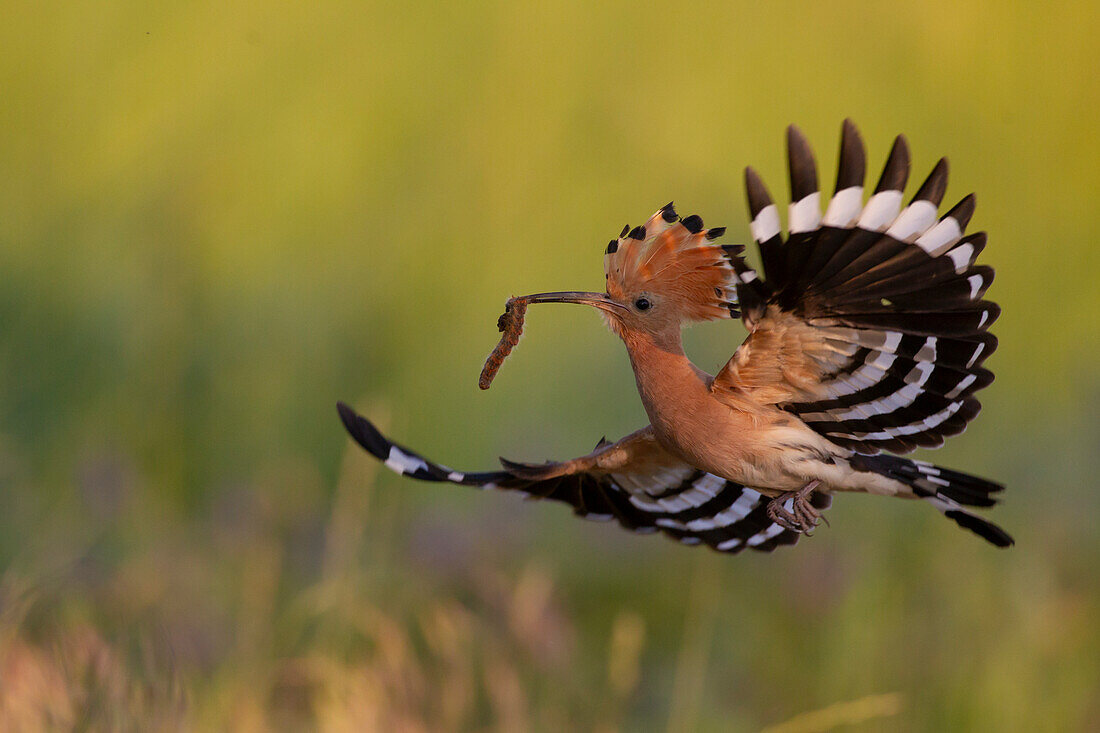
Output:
(1, 0), (1098, 729)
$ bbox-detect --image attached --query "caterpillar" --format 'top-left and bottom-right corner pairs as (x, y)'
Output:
(479, 297), (528, 390)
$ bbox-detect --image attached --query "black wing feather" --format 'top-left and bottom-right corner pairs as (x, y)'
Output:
(740, 122), (999, 454)
(338, 404), (823, 555)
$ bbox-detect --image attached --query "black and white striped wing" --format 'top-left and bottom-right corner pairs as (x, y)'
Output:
(720, 121), (998, 454)
(337, 403), (828, 554)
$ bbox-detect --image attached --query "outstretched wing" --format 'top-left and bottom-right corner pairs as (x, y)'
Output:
(714, 121), (997, 454)
(337, 403), (828, 554)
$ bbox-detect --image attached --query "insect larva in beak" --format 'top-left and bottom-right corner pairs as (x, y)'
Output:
(479, 297), (528, 390)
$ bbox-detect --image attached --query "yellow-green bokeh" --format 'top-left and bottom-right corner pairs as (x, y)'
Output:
(1, 0), (1097, 729)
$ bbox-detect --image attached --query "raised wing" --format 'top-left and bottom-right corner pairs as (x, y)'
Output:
(715, 121), (997, 454)
(337, 403), (828, 554)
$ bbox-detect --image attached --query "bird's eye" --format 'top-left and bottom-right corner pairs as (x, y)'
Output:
(634, 297), (651, 311)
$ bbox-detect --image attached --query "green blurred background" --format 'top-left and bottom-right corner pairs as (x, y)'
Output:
(1, 0), (1098, 729)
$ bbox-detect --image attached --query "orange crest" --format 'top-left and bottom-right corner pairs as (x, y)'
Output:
(603, 203), (741, 323)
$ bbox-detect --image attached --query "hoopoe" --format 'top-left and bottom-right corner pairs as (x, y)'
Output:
(339, 120), (1012, 555)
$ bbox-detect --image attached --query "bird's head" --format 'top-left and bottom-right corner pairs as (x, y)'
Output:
(520, 203), (740, 342)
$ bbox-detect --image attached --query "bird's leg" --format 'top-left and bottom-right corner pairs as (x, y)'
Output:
(766, 480), (823, 534)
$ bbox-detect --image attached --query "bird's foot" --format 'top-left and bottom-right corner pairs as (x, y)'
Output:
(766, 480), (825, 534)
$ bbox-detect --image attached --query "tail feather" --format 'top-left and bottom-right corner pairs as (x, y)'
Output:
(926, 494), (1014, 548)
(852, 453), (1013, 547)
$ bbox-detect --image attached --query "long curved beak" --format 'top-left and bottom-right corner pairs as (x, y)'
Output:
(521, 291), (627, 314)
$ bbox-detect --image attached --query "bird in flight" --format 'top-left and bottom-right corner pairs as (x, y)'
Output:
(339, 120), (1012, 555)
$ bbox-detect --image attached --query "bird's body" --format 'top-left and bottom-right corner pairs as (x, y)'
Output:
(621, 327), (831, 494)
(340, 120), (1013, 554)
(622, 307), (908, 500)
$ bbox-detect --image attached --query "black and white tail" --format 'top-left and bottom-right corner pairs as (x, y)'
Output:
(852, 453), (1013, 546)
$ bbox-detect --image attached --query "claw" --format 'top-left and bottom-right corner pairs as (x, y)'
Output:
(765, 480), (823, 535)
(767, 498), (801, 532)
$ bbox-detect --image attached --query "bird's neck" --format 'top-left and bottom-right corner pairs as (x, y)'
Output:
(621, 327), (713, 442)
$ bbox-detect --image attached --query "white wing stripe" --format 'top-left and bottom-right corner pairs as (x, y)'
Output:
(915, 337), (937, 362)
(816, 353), (898, 398)
(616, 465), (694, 494)
(946, 374), (977, 399)
(867, 351), (897, 371)
(800, 381), (926, 423)
(905, 361), (935, 385)
(750, 204), (781, 243)
(948, 243), (974, 273)
(788, 192), (822, 233)
(692, 473), (726, 497)
(385, 446), (430, 475)
(624, 473), (738, 514)
(857, 191), (904, 231)
(747, 523), (786, 546)
(822, 186), (863, 227)
(967, 275), (983, 299)
(650, 488), (763, 532)
(800, 361), (936, 422)
(829, 400), (965, 440)
(966, 342), (985, 369)
(886, 200), (939, 242)
(916, 216), (963, 255)
(919, 215), (963, 255)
